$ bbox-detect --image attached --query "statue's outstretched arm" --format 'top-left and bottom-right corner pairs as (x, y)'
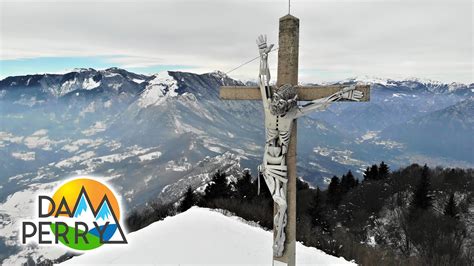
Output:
(295, 85), (363, 118)
(256, 34), (274, 107)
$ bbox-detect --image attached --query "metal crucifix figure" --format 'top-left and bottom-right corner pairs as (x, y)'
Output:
(255, 34), (363, 257)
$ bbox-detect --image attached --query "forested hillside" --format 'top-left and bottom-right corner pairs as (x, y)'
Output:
(127, 163), (473, 265)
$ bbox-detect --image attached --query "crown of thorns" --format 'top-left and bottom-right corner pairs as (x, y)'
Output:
(274, 84), (298, 101)
(269, 84), (298, 115)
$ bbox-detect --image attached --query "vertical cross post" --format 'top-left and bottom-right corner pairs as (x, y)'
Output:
(274, 14), (299, 266)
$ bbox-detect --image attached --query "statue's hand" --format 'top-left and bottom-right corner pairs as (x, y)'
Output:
(256, 34), (274, 55)
(340, 85), (364, 101)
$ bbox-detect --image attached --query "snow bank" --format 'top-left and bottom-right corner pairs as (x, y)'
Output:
(65, 207), (353, 265)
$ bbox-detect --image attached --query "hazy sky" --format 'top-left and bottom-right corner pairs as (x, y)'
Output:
(0, 0), (472, 83)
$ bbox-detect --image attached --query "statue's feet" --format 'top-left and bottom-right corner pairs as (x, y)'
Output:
(273, 243), (283, 257)
(273, 238), (284, 257)
(273, 210), (287, 257)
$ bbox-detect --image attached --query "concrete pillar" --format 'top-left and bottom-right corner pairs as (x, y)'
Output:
(274, 14), (299, 266)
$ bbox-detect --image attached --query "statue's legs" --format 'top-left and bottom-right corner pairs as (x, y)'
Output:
(273, 184), (287, 256)
(259, 158), (288, 257)
(271, 165), (288, 257)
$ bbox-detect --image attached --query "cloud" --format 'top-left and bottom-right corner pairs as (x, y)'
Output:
(0, 0), (471, 83)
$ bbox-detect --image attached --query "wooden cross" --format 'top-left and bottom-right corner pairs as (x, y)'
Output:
(220, 14), (370, 266)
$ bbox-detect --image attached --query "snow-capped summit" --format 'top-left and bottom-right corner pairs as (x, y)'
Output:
(64, 207), (354, 265)
(328, 76), (473, 96)
(0, 67), (148, 100)
(71, 68), (96, 73)
(209, 70), (229, 79)
(333, 75), (394, 86)
(137, 71), (179, 108)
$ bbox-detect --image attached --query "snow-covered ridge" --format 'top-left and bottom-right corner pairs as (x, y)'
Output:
(71, 68), (95, 73)
(1, 68), (471, 102)
(137, 71), (179, 108)
(65, 207), (354, 265)
(209, 70), (230, 79)
(325, 75), (471, 90)
(330, 75), (394, 86)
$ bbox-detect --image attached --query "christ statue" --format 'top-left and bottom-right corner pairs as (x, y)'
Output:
(255, 34), (364, 256)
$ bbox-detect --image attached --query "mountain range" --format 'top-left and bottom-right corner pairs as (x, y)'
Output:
(0, 67), (472, 264)
(1, 68), (472, 202)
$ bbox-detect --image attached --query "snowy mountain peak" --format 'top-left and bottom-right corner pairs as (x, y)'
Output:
(105, 67), (121, 71)
(337, 75), (393, 86)
(336, 75), (469, 87)
(329, 76), (473, 95)
(401, 76), (444, 85)
(209, 70), (229, 79)
(137, 71), (179, 108)
(71, 68), (96, 73)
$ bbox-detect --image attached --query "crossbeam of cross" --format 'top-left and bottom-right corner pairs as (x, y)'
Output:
(221, 85), (370, 101)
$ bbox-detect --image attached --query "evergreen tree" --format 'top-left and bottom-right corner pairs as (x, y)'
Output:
(341, 170), (356, 193)
(379, 161), (390, 179)
(370, 164), (380, 180)
(178, 186), (196, 212)
(327, 176), (341, 207)
(444, 193), (458, 218)
(235, 169), (254, 200)
(410, 164), (432, 210)
(364, 164), (380, 181)
(309, 187), (329, 231)
(204, 170), (231, 200)
(347, 170), (357, 188)
(340, 174), (347, 192)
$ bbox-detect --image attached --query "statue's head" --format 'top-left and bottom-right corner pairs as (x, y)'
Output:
(270, 84), (298, 116)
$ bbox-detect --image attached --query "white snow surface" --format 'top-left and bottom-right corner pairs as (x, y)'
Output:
(65, 207), (353, 265)
(82, 77), (100, 90)
(11, 151), (35, 161)
(138, 71), (178, 108)
(138, 151), (162, 162)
